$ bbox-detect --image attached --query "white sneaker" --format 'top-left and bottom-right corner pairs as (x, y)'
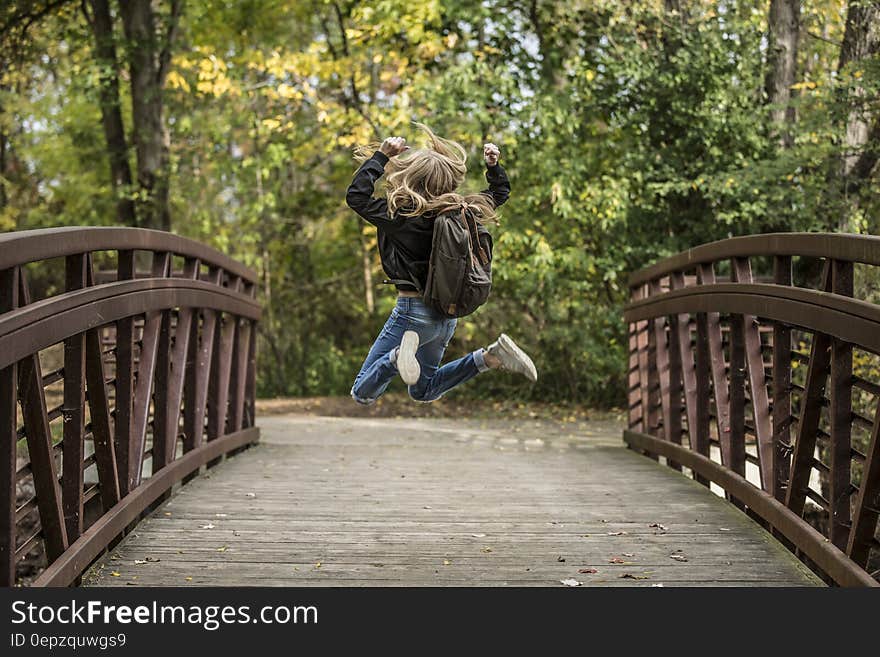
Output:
(486, 334), (537, 383)
(397, 330), (421, 385)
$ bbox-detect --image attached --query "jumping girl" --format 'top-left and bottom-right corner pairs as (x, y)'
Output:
(346, 123), (537, 405)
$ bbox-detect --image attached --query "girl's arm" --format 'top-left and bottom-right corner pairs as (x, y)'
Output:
(481, 142), (510, 208)
(345, 137), (409, 228)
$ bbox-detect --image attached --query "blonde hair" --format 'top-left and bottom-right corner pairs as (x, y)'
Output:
(354, 123), (499, 224)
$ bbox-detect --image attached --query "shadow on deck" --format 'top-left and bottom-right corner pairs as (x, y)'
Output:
(84, 415), (820, 587)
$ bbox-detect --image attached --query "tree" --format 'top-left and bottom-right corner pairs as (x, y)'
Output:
(765, 0), (800, 147)
(84, 0), (136, 226)
(119, 0), (183, 231)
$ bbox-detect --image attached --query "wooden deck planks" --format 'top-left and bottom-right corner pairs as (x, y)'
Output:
(84, 415), (820, 587)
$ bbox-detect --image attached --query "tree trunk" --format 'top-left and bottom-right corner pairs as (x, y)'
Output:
(87, 0), (137, 226)
(765, 0), (799, 148)
(836, 0), (880, 231)
(119, 0), (176, 232)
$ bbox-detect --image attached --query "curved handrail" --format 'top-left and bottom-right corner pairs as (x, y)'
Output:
(0, 226), (258, 283)
(0, 280), (260, 368)
(625, 283), (880, 355)
(629, 232), (880, 287)
(625, 232), (880, 586)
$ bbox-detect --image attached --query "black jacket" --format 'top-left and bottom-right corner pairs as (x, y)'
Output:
(345, 150), (511, 292)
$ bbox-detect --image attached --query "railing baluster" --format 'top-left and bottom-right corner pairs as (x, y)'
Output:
(83, 255), (120, 511)
(732, 257), (773, 491)
(670, 272), (703, 461)
(772, 255), (793, 502)
(0, 266), (19, 586)
(635, 284), (651, 436)
(183, 268), (221, 459)
(245, 317), (257, 429)
(693, 301), (711, 487)
(154, 257), (200, 476)
(115, 250), (135, 496)
(847, 397), (880, 567)
(229, 318), (252, 434)
(650, 280), (674, 463)
(728, 301), (747, 482)
(208, 314), (238, 440)
(17, 271), (69, 561)
(130, 251), (171, 488)
(786, 262), (833, 518)
(829, 259), (853, 549)
(696, 263), (732, 468)
(628, 319), (642, 431)
(62, 254), (87, 543)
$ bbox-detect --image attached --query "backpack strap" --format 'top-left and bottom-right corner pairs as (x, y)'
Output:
(460, 205), (490, 266)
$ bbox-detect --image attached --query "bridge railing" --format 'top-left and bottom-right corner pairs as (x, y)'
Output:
(626, 233), (880, 587)
(0, 227), (261, 586)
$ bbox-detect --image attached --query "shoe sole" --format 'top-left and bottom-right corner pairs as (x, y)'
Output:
(498, 334), (538, 383)
(398, 331), (421, 385)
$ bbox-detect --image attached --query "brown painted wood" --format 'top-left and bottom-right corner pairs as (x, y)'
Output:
(697, 264), (732, 467)
(785, 264), (833, 518)
(829, 259), (853, 549)
(772, 256), (793, 502)
(130, 252), (171, 488)
(229, 320), (252, 433)
(728, 301), (747, 481)
(732, 257), (773, 491)
(153, 258), (199, 475)
(17, 272), (69, 562)
(115, 250), (135, 496)
(693, 305), (711, 487)
(183, 268), (222, 456)
(628, 322), (642, 431)
(207, 277), (241, 452)
(669, 273), (701, 459)
(83, 254), (120, 512)
(62, 254), (87, 543)
(635, 290), (651, 436)
(847, 397), (880, 567)
(649, 280), (674, 453)
(245, 320), (257, 429)
(0, 267), (19, 586)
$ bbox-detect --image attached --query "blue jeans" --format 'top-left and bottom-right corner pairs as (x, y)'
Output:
(351, 296), (489, 404)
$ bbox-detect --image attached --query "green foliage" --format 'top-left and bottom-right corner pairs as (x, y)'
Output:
(2, 0), (879, 407)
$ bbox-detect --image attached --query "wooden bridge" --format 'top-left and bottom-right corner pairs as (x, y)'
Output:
(1, 228), (879, 587)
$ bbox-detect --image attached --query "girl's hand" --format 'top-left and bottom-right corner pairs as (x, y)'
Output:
(379, 136), (408, 157)
(483, 142), (500, 166)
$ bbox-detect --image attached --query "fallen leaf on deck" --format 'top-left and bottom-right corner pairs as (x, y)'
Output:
(557, 556), (566, 562)
(649, 523), (668, 531)
(578, 568), (598, 574)
(560, 579), (582, 587)
(609, 557), (626, 564)
(471, 533), (486, 538)
(245, 493), (256, 498)
(216, 546), (228, 553)
(110, 572), (121, 577)
(200, 523), (215, 529)
(719, 527), (731, 532)
(185, 577), (192, 582)
(620, 573), (650, 580)
(314, 562), (322, 568)
(607, 531), (628, 536)
(481, 547), (493, 553)
(652, 583), (665, 587)
(669, 554), (688, 562)
(443, 560), (451, 566)
(622, 553), (635, 558)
